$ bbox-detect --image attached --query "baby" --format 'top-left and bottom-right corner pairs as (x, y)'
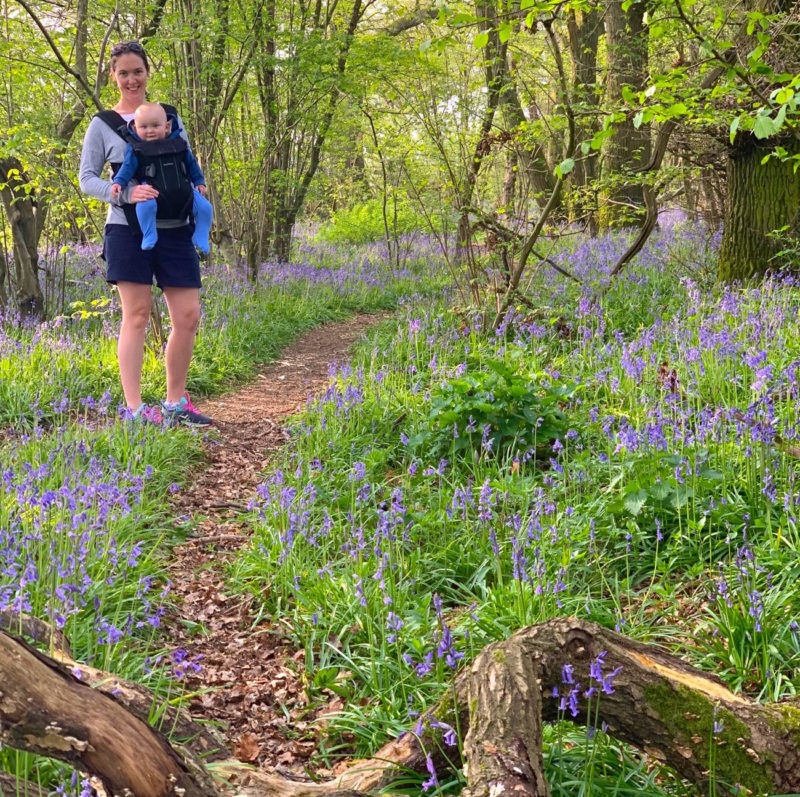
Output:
(110, 102), (213, 254)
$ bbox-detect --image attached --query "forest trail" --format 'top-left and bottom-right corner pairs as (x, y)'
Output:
(166, 313), (382, 773)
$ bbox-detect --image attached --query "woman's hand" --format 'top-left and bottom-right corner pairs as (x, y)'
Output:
(129, 184), (159, 202)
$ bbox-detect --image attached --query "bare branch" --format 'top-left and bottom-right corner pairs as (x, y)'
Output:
(384, 6), (438, 36)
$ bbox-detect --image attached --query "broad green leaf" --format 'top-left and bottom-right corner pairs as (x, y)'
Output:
(772, 86), (793, 104)
(729, 115), (741, 144)
(648, 482), (673, 501)
(774, 103), (787, 131)
(450, 12), (477, 25)
(498, 21), (512, 43)
(753, 112), (777, 139)
(473, 30), (489, 49)
(555, 157), (575, 178)
(625, 489), (648, 516)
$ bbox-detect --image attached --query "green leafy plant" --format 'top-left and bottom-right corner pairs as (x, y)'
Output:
(410, 356), (572, 463)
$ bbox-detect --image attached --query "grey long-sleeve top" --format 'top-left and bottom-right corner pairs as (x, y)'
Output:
(79, 112), (191, 228)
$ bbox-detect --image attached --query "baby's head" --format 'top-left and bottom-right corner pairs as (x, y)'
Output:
(133, 102), (170, 141)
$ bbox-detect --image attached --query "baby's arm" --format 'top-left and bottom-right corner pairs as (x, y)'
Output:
(184, 148), (207, 194)
(112, 145), (139, 195)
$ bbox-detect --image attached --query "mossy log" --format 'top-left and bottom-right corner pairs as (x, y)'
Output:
(3, 621), (800, 796)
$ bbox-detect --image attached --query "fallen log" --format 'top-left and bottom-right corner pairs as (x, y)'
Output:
(2, 620), (800, 797)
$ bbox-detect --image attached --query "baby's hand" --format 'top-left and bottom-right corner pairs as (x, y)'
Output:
(110, 183), (122, 200)
(195, 185), (207, 197)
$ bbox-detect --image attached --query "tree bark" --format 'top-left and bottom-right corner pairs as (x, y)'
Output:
(603, 0), (651, 225)
(0, 156), (44, 319)
(0, 237), (7, 308)
(567, 5), (602, 231)
(717, 136), (800, 282)
(0, 630), (216, 797)
(5, 620), (800, 797)
(461, 633), (548, 797)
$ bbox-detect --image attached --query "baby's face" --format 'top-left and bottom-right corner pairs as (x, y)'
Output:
(134, 106), (169, 141)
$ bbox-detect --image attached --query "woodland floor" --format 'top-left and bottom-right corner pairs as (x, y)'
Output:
(165, 313), (382, 775)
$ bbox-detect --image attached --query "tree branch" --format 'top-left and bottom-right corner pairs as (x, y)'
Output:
(14, 0), (102, 111)
(384, 6), (439, 36)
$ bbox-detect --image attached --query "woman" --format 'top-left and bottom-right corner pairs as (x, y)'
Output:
(79, 41), (212, 426)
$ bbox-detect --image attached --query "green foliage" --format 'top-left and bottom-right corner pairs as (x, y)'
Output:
(316, 198), (433, 245)
(410, 355), (571, 463)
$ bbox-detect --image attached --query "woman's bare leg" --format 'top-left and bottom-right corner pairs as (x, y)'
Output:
(162, 286), (200, 404)
(116, 281), (153, 409)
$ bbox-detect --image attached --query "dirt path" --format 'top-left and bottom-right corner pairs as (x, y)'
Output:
(166, 313), (382, 772)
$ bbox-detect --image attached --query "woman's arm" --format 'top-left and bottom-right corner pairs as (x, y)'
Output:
(79, 118), (119, 203)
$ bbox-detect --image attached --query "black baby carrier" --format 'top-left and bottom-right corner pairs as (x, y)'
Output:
(95, 104), (193, 232)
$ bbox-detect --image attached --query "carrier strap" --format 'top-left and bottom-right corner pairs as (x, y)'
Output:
(93, 104), (182, 234)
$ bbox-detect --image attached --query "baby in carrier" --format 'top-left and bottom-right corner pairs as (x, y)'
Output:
(110, 102), (213, 254)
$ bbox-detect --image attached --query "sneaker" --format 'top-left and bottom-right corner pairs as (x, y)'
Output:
(129, 403), (164, 424)
(162, 394), (213, 427)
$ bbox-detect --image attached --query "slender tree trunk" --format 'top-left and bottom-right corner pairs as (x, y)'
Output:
(0, 238), (8, 308)
(273, 213), (294, 262)
(718, 137), (800, 281)
(281, 0), (365, 257)
(0, 156), (44, 319)
(603, 0), (650, 225)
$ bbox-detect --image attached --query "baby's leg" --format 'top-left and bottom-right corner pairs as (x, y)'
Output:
(191, 190), (213, 255)
(136, 198), (159, 250)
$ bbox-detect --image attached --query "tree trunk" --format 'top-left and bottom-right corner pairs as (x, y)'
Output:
(0, 238), (7, 308)
(568, 5), (602, 232)
(603, 0), (650, 226)
(717, 137), (800, 282)
(0, 156), (44, 319)
(6, 619), (800, 796)
(273, 220), (293, 262)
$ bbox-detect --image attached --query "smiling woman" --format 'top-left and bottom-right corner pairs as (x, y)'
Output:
(78, 41), (213, 427)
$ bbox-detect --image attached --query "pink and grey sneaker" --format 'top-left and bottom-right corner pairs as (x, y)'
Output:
(129, 403), (164, 424)
(162, 393), (213, 427)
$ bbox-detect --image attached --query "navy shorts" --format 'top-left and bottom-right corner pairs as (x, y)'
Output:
(103, 224), (201, 289)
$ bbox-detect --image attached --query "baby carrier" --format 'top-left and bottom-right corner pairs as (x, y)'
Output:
(95, 104), (194, 232)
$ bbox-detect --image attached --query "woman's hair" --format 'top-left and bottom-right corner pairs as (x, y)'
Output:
(110, 41), (149, 73)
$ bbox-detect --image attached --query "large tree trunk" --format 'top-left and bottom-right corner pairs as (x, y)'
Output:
(567, 5), (602, 231)
(717, 137), (800, 282)
(603, 0), (651, 225)
(5, 619), (800, 796)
